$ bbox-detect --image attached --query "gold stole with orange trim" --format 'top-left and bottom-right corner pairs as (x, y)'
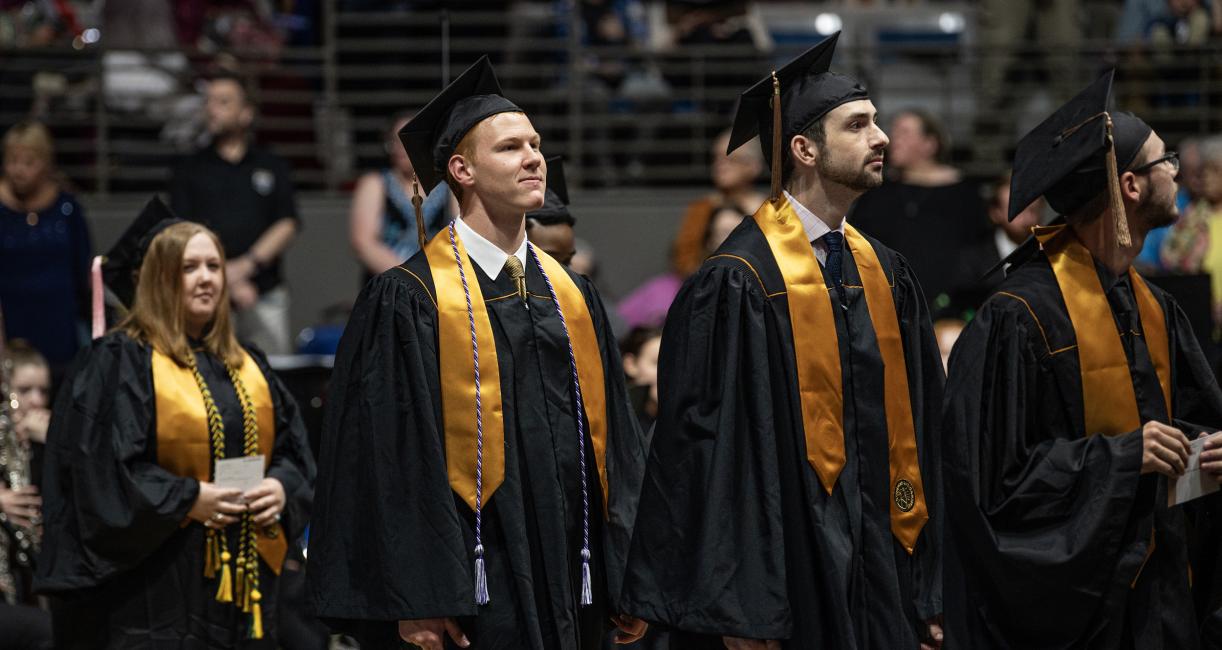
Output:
(752, 197), (928, 554)
(1034, 224), (1172, 434)
(151, 348), (287, 575)
(422, 225), (610, 515)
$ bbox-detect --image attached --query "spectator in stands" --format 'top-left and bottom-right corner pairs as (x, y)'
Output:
(1116, 0), (1221, 46)
(0, 340), (47, 610)
(670, 129), (764, 278)
(616, 130), (761, 328)
(618, 204), (747, 329)
(977, 0), (1081, 115)
(620, 326), (661, 431)
(851, 108), (991, 311)
(953, 172), (1044, 305)
(349, 111), (453, 283)
(170, 72), (300, 354)
(1161, 137), (1222, 322)
(0, 121), (92, 374)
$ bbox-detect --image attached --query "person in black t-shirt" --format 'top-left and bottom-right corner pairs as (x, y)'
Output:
(169, 72), (300, 354)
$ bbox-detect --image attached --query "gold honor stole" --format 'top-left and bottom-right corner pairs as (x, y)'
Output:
(752, 198), (928, 554)
(422, 226), (610, 514)
(151, 348), (286, 574)
(1034, 225), (1172, 435)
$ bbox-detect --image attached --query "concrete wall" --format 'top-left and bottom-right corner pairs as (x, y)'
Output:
(84, 187), (700, 342)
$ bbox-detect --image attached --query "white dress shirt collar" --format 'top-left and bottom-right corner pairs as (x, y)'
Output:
(453, 215), (529, 281)
(994, 228), (1019, 261)
(784, 191), (845, 243)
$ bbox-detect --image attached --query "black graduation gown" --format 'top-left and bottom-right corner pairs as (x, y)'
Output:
(306, 246), (647, 649)
(34, 332), (316, 649)
(942, 251), (1222, 649)
(620, 218), (944, 649)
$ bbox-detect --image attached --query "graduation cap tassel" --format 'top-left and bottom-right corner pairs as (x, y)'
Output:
(1104, 116), (1132, 248)
(769, 71), (783, 202)
(412, 175), (427, 250)
(530, 245), (596, 608)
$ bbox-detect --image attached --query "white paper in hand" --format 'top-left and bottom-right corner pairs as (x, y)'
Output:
(1169, 431), (1222, 507)
(214, 456), (265, 494)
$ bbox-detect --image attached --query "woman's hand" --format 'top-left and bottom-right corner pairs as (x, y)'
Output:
(244, 477), (285, 527)
(188, 482), (245, 528)
(0, 485), (40, 528)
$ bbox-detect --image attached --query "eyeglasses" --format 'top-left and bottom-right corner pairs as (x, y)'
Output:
(1131, 151), (1179, 175)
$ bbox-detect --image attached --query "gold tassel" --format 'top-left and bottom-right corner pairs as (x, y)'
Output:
(244, 566), (258, 612)
(216, 551), (233, 603)
(235, 563), (247, 608)
(204, 531), (217, 578)
(412, 174), (427, 249)
(1104, 115), (1132, 248)
(769, 71), (783, 203)
(250, 590), (264, 640)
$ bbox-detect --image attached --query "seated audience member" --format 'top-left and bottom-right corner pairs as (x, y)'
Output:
(0, 121), (92, 374)
(1161, 137), (1221, 324)
(851, 108), (992, 309)
(349, 111), (453, 283)
(620, 326), (662, 430)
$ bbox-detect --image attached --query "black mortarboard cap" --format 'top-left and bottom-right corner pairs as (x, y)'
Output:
(727, 32), (868, 160)
(526, 156), (573, 226)
(398, 55), (523, 191)
(103, 196), (184, 307)
(1008, 69), (1152, 246)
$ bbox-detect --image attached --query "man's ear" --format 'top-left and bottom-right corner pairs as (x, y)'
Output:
(790, 135), (818, 170)
(449, 154), (475, 189)
(1119, 170), (1143, 203)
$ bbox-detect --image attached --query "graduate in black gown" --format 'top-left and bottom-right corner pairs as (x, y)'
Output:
(620, 33), (945, 650)
(306, 57), (649, 650)
(942, 70), (1222, 649)
(34, 209), (315, 648)
(526, 156), (578, 268)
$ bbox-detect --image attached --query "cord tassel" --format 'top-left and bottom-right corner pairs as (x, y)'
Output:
(216, 551), (233, 603)
(474, 544), (490, 605)
(250, 590), (264, 639)
(580, 548), (593, 606)
(204, 531), (217, 578)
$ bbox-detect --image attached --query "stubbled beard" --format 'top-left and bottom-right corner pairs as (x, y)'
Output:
(1136, 187), (1178, 230)
(817, 150), (884, 191)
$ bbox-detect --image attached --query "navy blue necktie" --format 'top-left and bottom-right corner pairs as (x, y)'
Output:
(821, 231), (844, 287)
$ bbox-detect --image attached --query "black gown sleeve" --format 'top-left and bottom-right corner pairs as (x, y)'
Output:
(248, 348), (316, 543)
(34, 333), (200, 593)
(306, 272), (475, 645)
(893, 256), (945, 621)
(620, 263), (792, 640)
(942, 296), (1145, 644)
(576, 276), (648, 612)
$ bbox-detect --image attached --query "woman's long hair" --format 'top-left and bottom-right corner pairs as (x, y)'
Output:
(118, 222), (243, 367)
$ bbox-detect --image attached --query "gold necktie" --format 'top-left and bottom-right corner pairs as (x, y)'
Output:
(504, 255), (527, 302)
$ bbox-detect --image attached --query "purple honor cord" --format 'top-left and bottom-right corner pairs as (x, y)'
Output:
(449, 227), (593, 607)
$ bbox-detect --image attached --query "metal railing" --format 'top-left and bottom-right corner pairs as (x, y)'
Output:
(2, 4), (1221, 195)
